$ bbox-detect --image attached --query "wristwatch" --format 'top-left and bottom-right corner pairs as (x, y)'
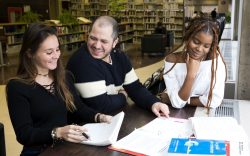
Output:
(51, 128), (57, 139)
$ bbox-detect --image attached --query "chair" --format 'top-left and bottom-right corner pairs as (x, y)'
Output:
(0, 122), (6, 156)
(166, 31), (174, 49)
(141, 34), (167, 56)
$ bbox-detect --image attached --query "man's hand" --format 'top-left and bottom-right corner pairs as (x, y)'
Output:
(159, 92), (170, 104)
(118, 89), (128, 99)
(151, 102), (170, 117)
(99, 114), (112, 123)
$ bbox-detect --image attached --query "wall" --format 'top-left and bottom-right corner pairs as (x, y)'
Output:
(184, 0), (218, 17)
(184, 0), (231, 16)
(185, 0), (218, 6)
(237, 0), (250, 99)
(0, 0), (50, 23)
(49, 0), (60, 20)
(217, 0), (230, 13)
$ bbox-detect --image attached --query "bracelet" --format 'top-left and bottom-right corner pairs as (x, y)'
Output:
(97, 114), (101, 123)
(95, 113), (101, 123)
(51, 128), (58, 139)
(51, 128), (63, 148)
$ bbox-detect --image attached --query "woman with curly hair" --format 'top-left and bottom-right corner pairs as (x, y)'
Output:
(161, 17), (227, 112)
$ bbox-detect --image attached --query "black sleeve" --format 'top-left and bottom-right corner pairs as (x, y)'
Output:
(6, 80), (52, 146)
(121, 54), (160, 110)
(66, 72), (97, 124)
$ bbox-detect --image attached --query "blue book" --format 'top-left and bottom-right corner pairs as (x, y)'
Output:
(168, 138), (230, 156)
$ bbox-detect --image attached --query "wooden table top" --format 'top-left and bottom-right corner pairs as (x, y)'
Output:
(39, 103), (196, 156)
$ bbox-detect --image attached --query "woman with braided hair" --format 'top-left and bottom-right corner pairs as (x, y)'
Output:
(161, 17), (227, 111)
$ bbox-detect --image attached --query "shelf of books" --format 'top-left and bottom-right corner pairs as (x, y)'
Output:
(0, 23), (27, 55)
(69, 0), (184, 45)
(71, 0), (108, 21)
(118, 22), (134, 43)
(54, 23), (90, 52)
(2, 23), (26, 45)
(0, 22), (90, 55)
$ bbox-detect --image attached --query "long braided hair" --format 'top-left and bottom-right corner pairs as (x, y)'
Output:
(165, 17), (227, 111)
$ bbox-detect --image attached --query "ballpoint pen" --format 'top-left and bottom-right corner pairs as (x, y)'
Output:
(82, 132), (90, 140)
(73, 123), (90, 140)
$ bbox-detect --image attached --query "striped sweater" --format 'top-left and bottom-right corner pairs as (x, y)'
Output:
(67, 44), (159, 113)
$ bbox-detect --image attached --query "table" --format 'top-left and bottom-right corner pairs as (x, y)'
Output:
(39, 103), (196, 156)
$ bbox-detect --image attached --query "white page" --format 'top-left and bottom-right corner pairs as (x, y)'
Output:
(112, 117), (193, 155)
(112, 129), (170, 156)
(190, 117), (248, 141)
(81, 111), (124, 146)
(140, 117), (193, 138)
(190, 116), (249, 156)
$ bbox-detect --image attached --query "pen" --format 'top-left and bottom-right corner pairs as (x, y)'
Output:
(82, 132), (90, 139)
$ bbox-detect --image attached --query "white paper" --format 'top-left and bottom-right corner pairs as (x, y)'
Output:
(190, 116), (249, 156)
(140, 117), (193, 138)
(111, 117), (193, 155)
(112, 129), (169, 155)
(190, 117), (248, 141)
(81, 111), (124, 146)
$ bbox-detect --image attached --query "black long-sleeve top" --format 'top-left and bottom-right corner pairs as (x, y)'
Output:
(6, 73), (97, 147)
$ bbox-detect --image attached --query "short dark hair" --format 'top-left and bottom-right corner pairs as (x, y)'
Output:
(90, 16), (119, 40)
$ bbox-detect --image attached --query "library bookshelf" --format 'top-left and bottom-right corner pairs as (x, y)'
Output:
(0, 22), (91, 55)
(70, 0), (184, 45)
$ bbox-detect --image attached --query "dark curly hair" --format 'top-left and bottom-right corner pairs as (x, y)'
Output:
(165, 17), (227, 111)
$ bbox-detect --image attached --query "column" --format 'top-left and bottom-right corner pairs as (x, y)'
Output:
(231, 0), (239, 40)
(237, 0), (250, 99)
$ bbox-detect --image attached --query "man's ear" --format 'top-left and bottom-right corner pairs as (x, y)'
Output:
(112, 38), (119, 48)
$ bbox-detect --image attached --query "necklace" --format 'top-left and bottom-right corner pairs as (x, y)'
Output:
(37, 73), (49, 77)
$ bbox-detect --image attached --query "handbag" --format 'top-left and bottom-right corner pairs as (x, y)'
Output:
(143, 67), (166, 96)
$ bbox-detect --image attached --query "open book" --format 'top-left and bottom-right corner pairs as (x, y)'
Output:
(81, 111), (124, 146)
(110, 116), (249, 156)
(110, 117), (193, 155)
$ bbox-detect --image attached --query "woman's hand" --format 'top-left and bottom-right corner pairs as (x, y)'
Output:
(55, 114), (112, 143)
(56, 125), (89, 143)
(186, 53), (201, 78)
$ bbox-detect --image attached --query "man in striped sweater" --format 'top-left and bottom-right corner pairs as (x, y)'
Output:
(67, 16), (169, 117)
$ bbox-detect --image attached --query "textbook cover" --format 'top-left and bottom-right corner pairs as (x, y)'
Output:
(167, 138), (230, 156)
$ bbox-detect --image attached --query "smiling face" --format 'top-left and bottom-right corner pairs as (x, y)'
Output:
(33, 35), (61, 73)
(187, 31), (213, 61)
(87, 23), (118, 63)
